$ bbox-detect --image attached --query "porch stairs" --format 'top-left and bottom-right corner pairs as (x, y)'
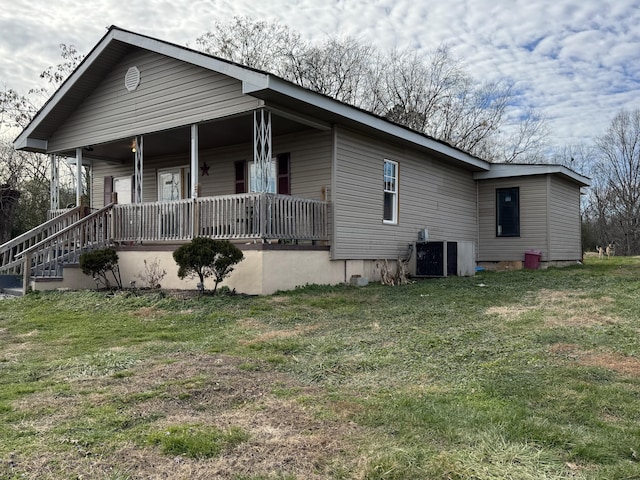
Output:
(0, 205), (114, 293)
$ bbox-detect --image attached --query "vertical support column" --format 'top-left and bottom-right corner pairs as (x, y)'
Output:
(191, 124), (199, 198)
(75, 148), (83, 208)
(190, 124), (200, 237)
(49, 154), (59, 211)
(253, 109), (272, 193)
(134, 135), (144, 204)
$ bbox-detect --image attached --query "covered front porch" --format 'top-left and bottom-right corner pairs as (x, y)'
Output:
(48, 105), (332, 243)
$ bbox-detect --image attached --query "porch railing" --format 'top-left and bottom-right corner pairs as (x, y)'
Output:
(112, 193), (327, 243)
(0, 206), (85, 275)
(48, 208), (75, 220)
(18, 204), (114, 284)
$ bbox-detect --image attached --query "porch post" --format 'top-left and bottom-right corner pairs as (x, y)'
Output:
(134, 135), (143, 203)
(190, 124), (199, 237)
(253, 109), (273, 193)
(75, 148), (82, 207)
(49, 154), (59, 211)
(190, 124), (199, 198)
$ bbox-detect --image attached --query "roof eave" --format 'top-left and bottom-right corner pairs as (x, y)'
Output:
(246, 77), (491, 171)
(473, 164), (591, 187)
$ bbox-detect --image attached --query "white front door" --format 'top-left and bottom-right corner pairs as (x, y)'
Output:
(158, 166), (190, 202)
(158, 169), (182, 201)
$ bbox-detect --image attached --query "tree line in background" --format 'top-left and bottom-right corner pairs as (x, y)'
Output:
(1, 17), (638, 254)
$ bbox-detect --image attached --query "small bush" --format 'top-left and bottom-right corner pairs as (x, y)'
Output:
(172, 237), (243, 294)
(135, 258), (166, 289)
(80, 247), (122, 289)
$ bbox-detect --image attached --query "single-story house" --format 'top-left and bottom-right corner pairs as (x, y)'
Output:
(2, 26), (590, 294)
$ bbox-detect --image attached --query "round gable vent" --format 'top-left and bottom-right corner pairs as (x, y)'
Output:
(124, 66), (141, 92)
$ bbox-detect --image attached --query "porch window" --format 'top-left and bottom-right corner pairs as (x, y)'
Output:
(383, 159), (398, 224)
(496, 187), (520, 237)
(249, 160), (276, 193)
(238, 153), (291, 194)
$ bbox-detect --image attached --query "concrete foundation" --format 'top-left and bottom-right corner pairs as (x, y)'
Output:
(28, 244), (387, 295)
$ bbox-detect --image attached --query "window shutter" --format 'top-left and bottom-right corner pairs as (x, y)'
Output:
(103, 176), (113, 205)
(234, 160), (247, 194)
(277, 153), (290, 195)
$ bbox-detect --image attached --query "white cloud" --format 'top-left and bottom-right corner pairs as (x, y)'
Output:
(2, 0), (640, 151)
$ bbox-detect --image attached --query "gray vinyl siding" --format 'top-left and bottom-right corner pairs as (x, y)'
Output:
(477, 176), (549, 261)
(273, 130), (332, 200)
(49, 49), (263, 152)
(548, 176), (582, 260)
(92, 130), (332, 208)
(333, 128), (477, 260)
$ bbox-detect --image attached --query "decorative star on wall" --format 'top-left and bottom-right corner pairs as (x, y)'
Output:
(200, 162), (210, 176)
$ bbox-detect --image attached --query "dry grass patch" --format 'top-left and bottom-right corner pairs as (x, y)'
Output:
(549, 343), (640, 377)
(238, 318), (318, 346)
(538, 290), (616, 327)
(0, 329), (38, 363)
(486, 305), (536, 320)
(132, 306), (169, 320)
(486, 290), (617, 327)
(7, 352), (362, 479)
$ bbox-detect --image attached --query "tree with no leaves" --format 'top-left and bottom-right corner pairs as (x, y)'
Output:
(592, 109), (640, 255)
(0, 45), (84, 242)
(196, 16), (543, 163)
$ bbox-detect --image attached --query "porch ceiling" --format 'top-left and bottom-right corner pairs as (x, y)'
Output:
(71, 112), (310, 163)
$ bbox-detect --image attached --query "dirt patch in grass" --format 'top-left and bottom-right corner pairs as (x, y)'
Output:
(550, 343), (640, 377)
(8, 352), (361, 479)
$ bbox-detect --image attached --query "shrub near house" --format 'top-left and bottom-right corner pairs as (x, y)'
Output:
(173, 238), (243, 294)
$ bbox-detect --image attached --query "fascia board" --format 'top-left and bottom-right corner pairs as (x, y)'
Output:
(13, 30), (117, 150)
(473, 164), (591, 187)
(111, 30), (270, 90)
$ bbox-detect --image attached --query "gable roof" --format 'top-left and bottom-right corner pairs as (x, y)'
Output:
(14, 25), (490, 171)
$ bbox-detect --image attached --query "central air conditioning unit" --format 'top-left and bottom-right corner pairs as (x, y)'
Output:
(409, 240), (476, 277)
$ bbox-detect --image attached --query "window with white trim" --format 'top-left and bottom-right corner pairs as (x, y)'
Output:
(383, 159), (398, 224)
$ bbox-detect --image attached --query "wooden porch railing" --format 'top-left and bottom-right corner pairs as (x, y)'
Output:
(113, 193), (327, 243)
(47, 208), (75, 220)
(18, 204), (114, 287)
(0, 206), (84, 275)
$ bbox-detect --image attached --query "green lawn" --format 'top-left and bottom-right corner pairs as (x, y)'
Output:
(1, 256), (639, 479)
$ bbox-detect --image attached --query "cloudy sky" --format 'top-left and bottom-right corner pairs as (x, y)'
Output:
(1, 0), (639, 150)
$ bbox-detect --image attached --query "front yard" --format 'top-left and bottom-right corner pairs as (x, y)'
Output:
(0, 257), (639, 479)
